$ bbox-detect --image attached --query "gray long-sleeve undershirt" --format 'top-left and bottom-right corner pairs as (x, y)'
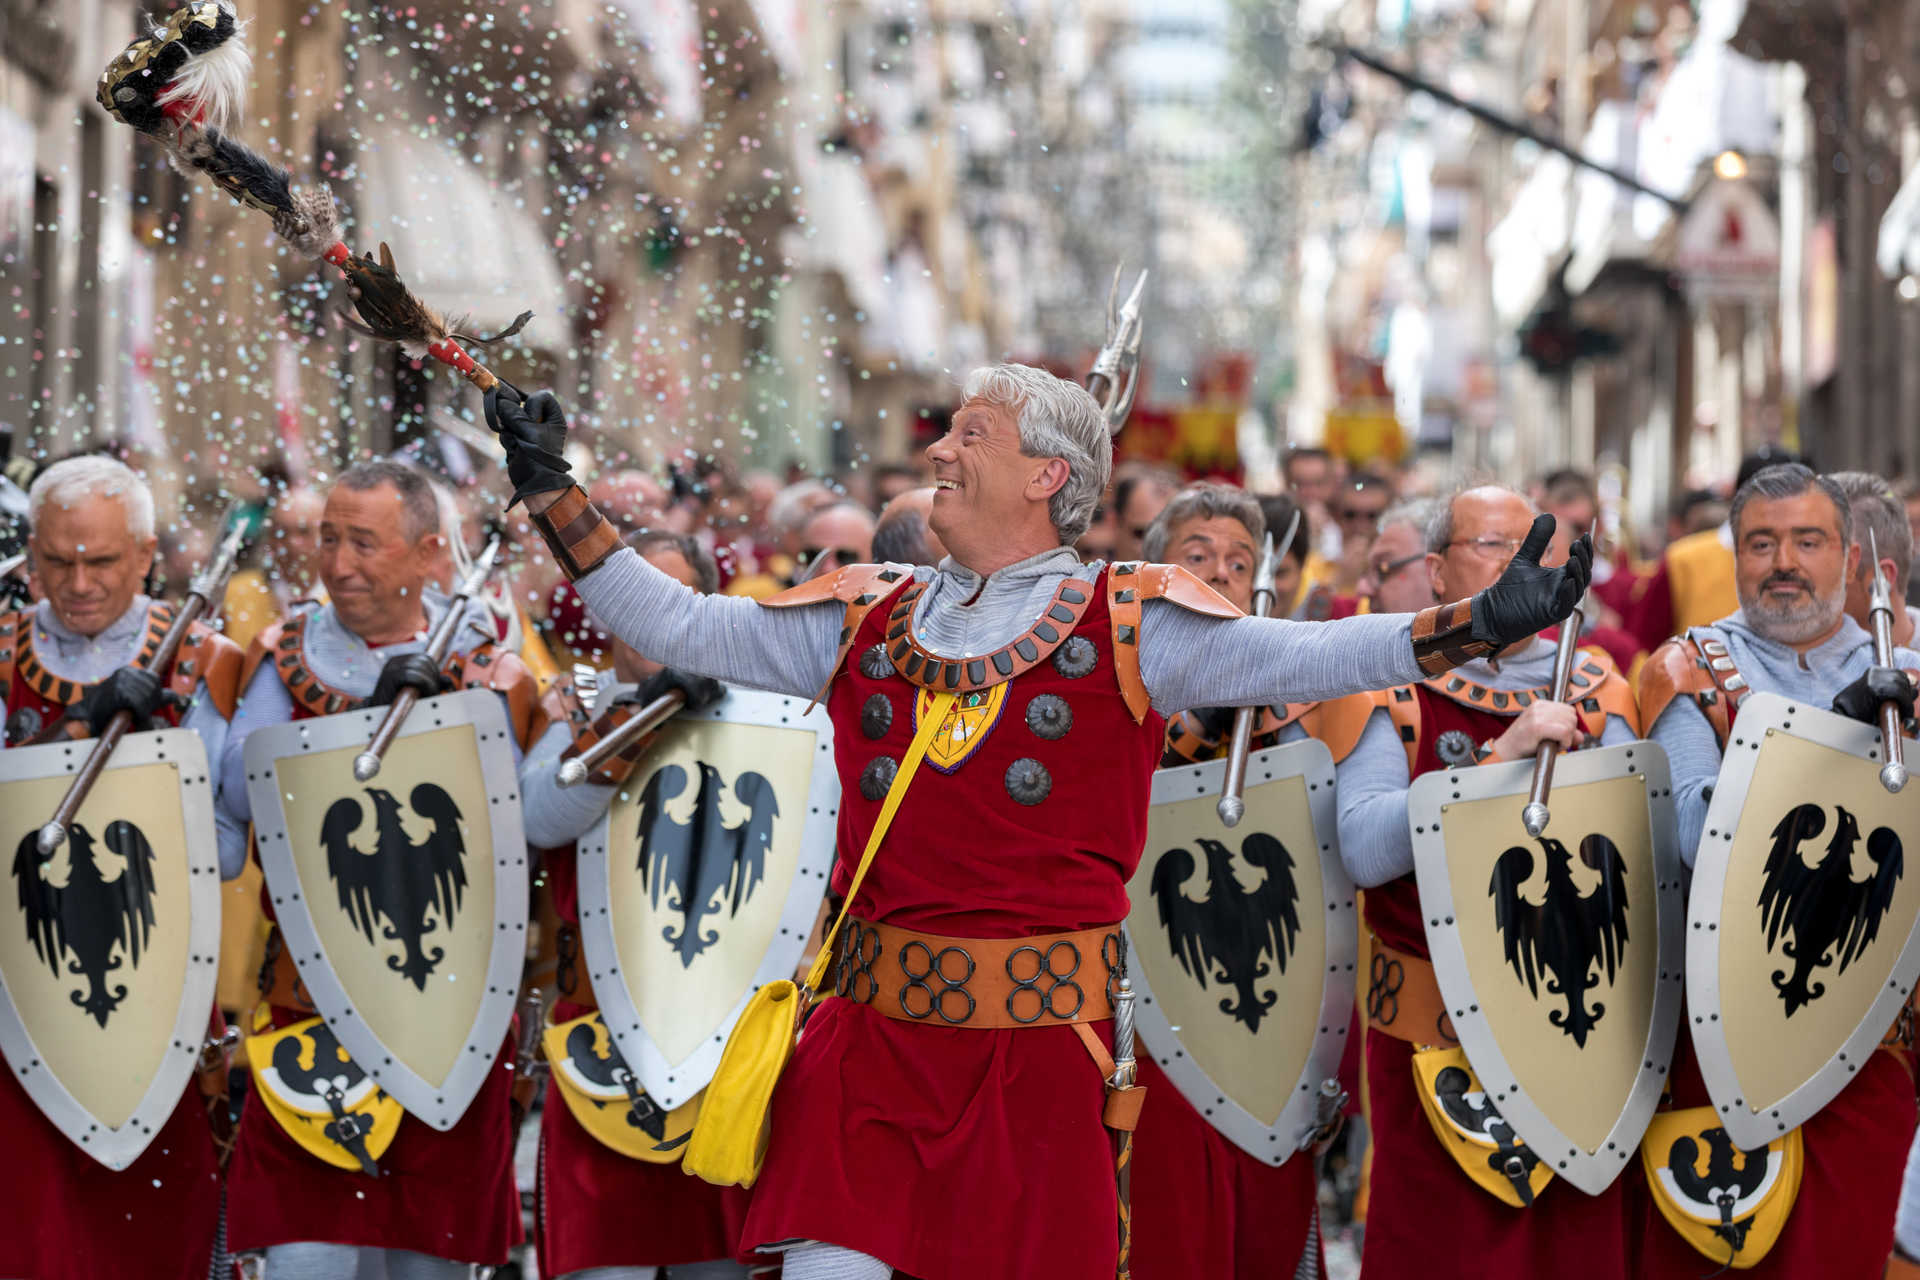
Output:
(1334, 637), (1637, 887)
(4, 597), (248, 877)
(521, 680), (632, 849)
(572, 544), (1426, 716)
(1648, 612), (1920, 868)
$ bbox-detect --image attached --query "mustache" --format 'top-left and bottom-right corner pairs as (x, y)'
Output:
(1761, 573), (1814, 593)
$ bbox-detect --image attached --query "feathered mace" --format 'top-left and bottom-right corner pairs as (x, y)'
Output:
(97, 1), (529, 393)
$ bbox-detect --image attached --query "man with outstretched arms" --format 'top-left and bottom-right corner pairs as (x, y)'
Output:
(519, 529), (751, 1280)
(0, 455), (245, 1279)
(215, 459), (538, 1279)
(487, 365), (1590, 1280)
(1332, 484), (1639, 1278)
(1636, 463), (1920, 1277)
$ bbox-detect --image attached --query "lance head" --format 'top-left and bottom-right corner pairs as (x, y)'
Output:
(458, 535), (504, 601)
(1248, 532), (1279, 621)
(1870, 529), (1895, 620)
(189, 504), (250, 603)
(1087, 265), (1148, 433)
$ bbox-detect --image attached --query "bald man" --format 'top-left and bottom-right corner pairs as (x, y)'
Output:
(871, 487), (948, 567)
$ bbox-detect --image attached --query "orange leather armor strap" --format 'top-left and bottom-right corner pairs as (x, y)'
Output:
(445, 645), (538, 747)
(1298, 692), (1374, 765)
(1637, 635), (1734, 748)
(548, 681), (668, 788)
(1108, 561), (1244, 725)
(761, 562), (915, 708)
(170, 621), (244, 717)
(531, 486), (622, 581)
(1364, 935), (1459, 1049)
(1410, 598), (1497, 677)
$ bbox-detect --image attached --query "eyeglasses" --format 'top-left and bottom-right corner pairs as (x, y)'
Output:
(1447, 536), (1523, 558)
(1368, 551), (1426, 580)
(798, 546), (863, 569)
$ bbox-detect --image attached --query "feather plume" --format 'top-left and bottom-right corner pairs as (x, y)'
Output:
(153, 4), (251, 134)
(272, 185), (343, 261)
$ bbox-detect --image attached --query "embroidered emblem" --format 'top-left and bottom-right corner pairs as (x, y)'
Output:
(915, 684), (1010, 773)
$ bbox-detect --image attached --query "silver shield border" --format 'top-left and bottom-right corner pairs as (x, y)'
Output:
(1687, 691), (1920, 1149)
(1123, 738), (1357, 1165)
(0, 729), (221, 1170)
(1408, 741), (1684, 1195)
(244, 688), (529, 1131)
(576, 687), (839, 1110)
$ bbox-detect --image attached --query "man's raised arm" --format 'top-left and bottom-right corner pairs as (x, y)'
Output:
(490, 389), (843, 700)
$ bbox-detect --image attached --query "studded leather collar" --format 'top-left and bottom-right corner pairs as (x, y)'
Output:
(884, 577), (1097, 692)
(272, 613), (356, 717)
(1419, 656), (1610, 714)
(4, 603), (170, 708)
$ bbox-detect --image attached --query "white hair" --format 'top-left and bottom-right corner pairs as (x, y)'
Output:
(961, 363), (1112, 545)
(28, 455), (156, 540)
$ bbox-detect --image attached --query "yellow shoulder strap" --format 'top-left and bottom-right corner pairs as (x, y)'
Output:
(803, 690), (956, 994)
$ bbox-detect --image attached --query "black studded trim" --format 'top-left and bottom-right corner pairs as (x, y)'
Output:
(1052, 635), (1097, 679)
(861, 693), (894, 740)
(14, 602), (173, 709)
(859, 755), (899, 802)
(885, 578), (1096, 692)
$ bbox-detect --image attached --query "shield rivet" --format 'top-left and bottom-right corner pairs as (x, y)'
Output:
(861, 694), (893, 740)
(1005, 757), (1052, 806)
(1025, 694), (1072, 740)
(860, 756), (898, 801)
(859, 645), (892, 680)
(1052, 636), (1097, 679)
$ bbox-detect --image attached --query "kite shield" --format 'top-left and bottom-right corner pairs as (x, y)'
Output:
(0, 729), (220, 1168)
(1407, 741), (1684, 1194)
(1122, 738), (1357, 1165)
(576, 687), (839, 1111)
(1687, 691), (1920, 1149)
(244, 688), (528, 1130)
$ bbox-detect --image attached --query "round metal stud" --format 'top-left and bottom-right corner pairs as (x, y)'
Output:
(1052, 636), (1097, 679)
(860, 756), (899, 802)
(861, 694), (894, 740)
(1005, 757), (1052, 806)
(1025, 694), (1072, 740)
(859, 644), (893, 680)
(1435, 729), (1477, 768)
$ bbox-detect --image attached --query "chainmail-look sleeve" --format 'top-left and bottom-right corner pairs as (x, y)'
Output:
(1648, 696), (1723, 869)
(1138, 605), (1423, 716)
(1333, 708), (1418, 887)
(520, 717), (617, 850)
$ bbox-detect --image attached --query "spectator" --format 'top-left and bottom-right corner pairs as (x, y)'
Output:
(873, 487), (948, 567)
(795, 500), (876, 582)
(1356, 500), (1437, 615)
(1077, 501), (1120, 562)
(869, 461), (926, 508)
(1255, 493), (1311, 617)
(1112, 463), (1181, 560)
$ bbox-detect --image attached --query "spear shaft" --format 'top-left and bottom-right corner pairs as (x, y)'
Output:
(1521, 608), (1585, 837)
(1218, 509), (1302, 826)
(1867, 530), (1909, 793)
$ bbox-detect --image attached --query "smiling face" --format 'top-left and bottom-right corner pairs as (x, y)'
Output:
(1165, 514), (1259, 612)
(319, 482), (439, 645)
(30, 493), (156, 638)
(924, 396), (1070, 574)
(1734, 490), (1858, 647)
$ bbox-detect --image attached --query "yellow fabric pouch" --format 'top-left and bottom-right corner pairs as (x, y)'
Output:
(1641, 1106), (1802, 1269)
(682, 690), (956, 1189)
(1411, 1045), (1554, 1208)
(246, 1011), (402, 1174)
(544, 1012), (701, 1162)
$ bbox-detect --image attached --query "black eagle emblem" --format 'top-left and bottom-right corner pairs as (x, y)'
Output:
(320, 784), (468, 991)
(634, 762), (779, 967)
(562, 1021), (686, 1152)
(1489, 833), (1630, 1046)
(13, 821), (158, 1028)
(1149, 832), (1302, 1032)
(1666, 1126), (1772, 1257)
(1757, 803), (1904, 1016)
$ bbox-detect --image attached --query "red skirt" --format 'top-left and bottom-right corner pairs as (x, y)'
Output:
(1637, 1042), (1915, 1277)
(1358, 1029), (1635, 1279)
(536, 999), (754, 1272)
(226, 1034), (523, 1264)
(0, 1067), (219, 1280)
(739, 997), (1116, 1280)
(1128, 1052), (1320, 1278)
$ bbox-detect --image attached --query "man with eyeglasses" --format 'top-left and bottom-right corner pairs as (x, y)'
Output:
(1355, 501), (1438, 616)
(1333, 484), (1638, 1280)
(794, 500), (876, 583)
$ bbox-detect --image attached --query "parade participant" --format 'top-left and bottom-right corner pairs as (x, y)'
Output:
(1637, 463), (1919, 1277)
(1333, 484), (1638, 1279)
(871, 486), (948, 568)
(485, 363), (1590, 1280)
(1355, 500), (1439, 615)
(521, 530), (750, 1280)
(0, 455), (245, 1280)
(1832, 470), (1919, 648)
(1132, 482), (1374, 1278)
(215, 459), (538, 1280)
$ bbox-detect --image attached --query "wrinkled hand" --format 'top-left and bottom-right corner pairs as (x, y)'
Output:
(631, 667), (727, 714)
(1832, 666), (1916, 726)
(1491, 700), (1584, 760)
(366, 653), (448, 708)
(73, 667), (166, 735)
(483, 388), (574, 507)
(1469, 515), (1592, 650)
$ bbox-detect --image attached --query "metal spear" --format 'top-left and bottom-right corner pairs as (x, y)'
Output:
(1521, 608), (1586, 837)
(1866, 529), (1909, 793)
(1218, 508), (1303, 826)
(1086, 265), (1148, 434)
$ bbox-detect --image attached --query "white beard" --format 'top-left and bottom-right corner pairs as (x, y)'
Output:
(1738, 574), (1848, 645)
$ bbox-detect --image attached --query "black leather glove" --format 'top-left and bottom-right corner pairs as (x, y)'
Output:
(1469, 515), (1593, 650)
(483, 388), (574, 506)
(73, 667), (166, 735)
(366, 653), (448, 708)
(631, 667), (726, 714)
(1832, 666), (1916, 725)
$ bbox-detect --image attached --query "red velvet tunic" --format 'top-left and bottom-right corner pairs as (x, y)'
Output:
(740, 571), (1165, 1280)
(1359, 688), (1637, 1280)
(0, 607), (224, 1280)
(535, 841), (754, 1272)
(224, 642), (523, 1265)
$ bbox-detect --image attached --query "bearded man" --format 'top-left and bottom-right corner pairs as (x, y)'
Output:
(1637, 463), (1920, 1277)
(485, 364), (1589, 1280)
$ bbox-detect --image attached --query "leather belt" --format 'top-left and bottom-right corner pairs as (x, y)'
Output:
(258, 929), (316, 1015)
(1364, 933), (1459, 1048)
(834, 917), (1123, 1029)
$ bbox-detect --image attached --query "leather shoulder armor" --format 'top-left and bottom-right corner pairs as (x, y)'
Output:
(171, 621), (245, 718)
(1568, 647), (1639, 737)
(1128, 563), (1245, 619)
(1636, 634), (1733, 747)
(759, 563), (916, 609)
(0, 610), (21, 692)
(239, 620), (286, 698)
(1374, 684), (1422, 771)
(1299, 691), (1376, 765)
(447, 644), (539, 747)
